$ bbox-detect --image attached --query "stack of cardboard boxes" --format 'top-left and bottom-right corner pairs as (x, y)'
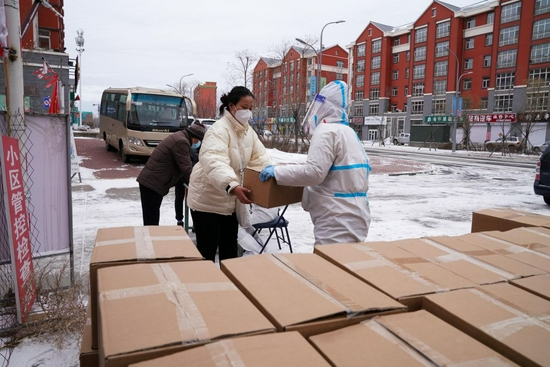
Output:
(78, 175), (550, 367)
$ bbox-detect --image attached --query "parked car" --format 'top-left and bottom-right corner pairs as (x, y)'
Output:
(484, 136), (522, 152)
(393, 133), (410, 145)
(534, 146), (550, 205)
(532, 141), (550, 154)
(72, 125), (91, 131)
(196, 118), (216, 130)
(259, 129), (273, 138)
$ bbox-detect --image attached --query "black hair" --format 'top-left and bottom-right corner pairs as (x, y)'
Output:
(219, 86), (255, 117)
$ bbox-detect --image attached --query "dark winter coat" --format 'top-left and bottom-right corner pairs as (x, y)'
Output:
(137, 130), (194, 196)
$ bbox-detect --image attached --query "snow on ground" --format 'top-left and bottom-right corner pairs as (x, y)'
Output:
(4, 144), (548, 366)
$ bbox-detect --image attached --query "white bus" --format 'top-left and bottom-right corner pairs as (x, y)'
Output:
(100, 87), (196, 162)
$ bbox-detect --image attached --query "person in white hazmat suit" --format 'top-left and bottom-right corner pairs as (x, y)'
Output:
(259, 81), (371, 245)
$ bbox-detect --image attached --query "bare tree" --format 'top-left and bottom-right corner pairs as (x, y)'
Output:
(459, 92), (483, 151)
(225, 50), (258, 89)
(516, 77), (549, 153)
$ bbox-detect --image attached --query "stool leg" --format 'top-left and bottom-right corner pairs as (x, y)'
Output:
(284, 226), (292, 253)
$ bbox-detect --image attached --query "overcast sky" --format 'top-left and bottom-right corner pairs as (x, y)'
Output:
(63, 0), (479, 113)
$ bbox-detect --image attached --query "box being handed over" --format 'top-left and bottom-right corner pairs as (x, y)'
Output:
(243, 166), (303, 208)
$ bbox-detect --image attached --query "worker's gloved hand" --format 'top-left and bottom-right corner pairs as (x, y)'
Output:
(259, 165), (276, 182)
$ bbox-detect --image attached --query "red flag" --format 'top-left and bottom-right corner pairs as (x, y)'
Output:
(48, 76), (60, 114)
(34, 60), (53, 79)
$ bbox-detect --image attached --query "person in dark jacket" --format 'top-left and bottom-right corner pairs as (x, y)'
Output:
(174, 140), (200, 226)
(137, 122), (206, 225)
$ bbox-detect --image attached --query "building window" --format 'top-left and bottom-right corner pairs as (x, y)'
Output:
(466, 18), (476, 29)
(432, 8), (437, 17)
(354, 105), (364, 117)
(494, 94), (513, 112)
(392, 70), (399, 80)
(464, 58), (474, 70)
(436, 21), (450, 38)
(495, 72), (515, 90)
(411, 101), (424, 114)
(412, 83), (424, 96)
(485, 34), (493, 46)
(404, 86), (409, 96)
(482, 77), (490, 89)
(499, 26), (519, 46)
(487, 12), (495, 24)
(391, 87), (398, 96)
(435, 41), (450, 57)
(536, 0), (550, 15)
(371, 56), (381, 69)
(530, 68), (550, 83)
(357, 44), (366, 57)
(533, 19), (550, 40)
(501, 2), (521, 23)
(393, 54), (400, 63)
(484, 55), (492, 67)
(414, 46), (426, 61)
(355, 90), (364, 100)
(336, 61), (344, 68)
(406, 68), (410, 78)
(527, 91), (549, 112)
(370, 88), (380, 100)
(369, 104), (380, 116)
(356, 75), (365, 87)
(394, 38), (401, 46)
(463, 79), (472, 90)
(480, 98), (488, 109)
(372, 39), (382, 53)
(371, 72), (381, 85)
(391, 104), (399, 112)
(38, 28), (51, 49)
(368, 29), (372, 36)
(336, 73), (343, 80)
(497, 49), (517, 68)
(416, 27), (428, 43)
(406, 51), (410, 62)
(433, 99), (446, 114)
(434, 61), (448, 77)
(465, 38), (475, 49)
(413, 65), (426, 79)
(433, 80), (447, 95)
(290, 61), (294, 71)
(531, 43), (550, 63)
(357, 60), (365, 72)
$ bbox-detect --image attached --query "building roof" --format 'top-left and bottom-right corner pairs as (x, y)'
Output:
(292, 45), (317, 57)
(435, 0), (462, 12)
(371, 21), (394, 33)
(261, 57), (280, 67)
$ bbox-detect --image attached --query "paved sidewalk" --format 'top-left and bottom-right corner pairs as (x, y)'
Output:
(369, 156), (433, 175)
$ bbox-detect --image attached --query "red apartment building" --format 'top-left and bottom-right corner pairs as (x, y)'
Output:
(349, 0), (550, 143)
(193, 81), (217, 119)
(252, 44), (348, 130)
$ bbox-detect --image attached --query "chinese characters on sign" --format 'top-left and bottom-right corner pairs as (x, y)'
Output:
(467, 113), (517, 123)
(424, 115), (453, 123)
(1, 135), (36, 323)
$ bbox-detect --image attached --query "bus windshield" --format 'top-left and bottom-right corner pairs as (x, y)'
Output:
(129, 93), (189, 130)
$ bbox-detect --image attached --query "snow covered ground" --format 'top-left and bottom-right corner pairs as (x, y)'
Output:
(4, 144), (548, 366)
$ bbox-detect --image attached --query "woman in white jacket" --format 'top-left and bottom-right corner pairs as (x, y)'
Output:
(260, 81), (371, 245)
(187, 86), (271, 261)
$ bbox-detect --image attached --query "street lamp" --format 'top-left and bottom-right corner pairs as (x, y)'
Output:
(295, 38), (317, 99)
(318, 20), (345, 94)
(76, 29), (85, 126)
(446, 46), (472, 152)
(166, 73), (194, 94)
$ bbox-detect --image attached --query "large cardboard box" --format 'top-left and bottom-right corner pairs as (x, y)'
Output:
(315, 241), (499, 310)
(97, 261), (275, 367)
(428, 234), (548, 276)
(424, 283), (550, 367)
(511, 274), (550, 302)
(243, 166), (303, 208)
(471, 208), (550, 232)
(89, 226), (203, 349)
(309, 310), (516, 366)
(220, 253), (405, 337)
(483, 227), (550, 256)
(80, 305), (99, 367)
(129, 331), (331, 367)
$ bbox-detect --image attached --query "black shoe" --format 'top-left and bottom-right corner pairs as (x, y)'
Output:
(177, 221), (184, 227)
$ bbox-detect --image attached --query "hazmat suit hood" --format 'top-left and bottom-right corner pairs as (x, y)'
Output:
(303, 80), (349, 134)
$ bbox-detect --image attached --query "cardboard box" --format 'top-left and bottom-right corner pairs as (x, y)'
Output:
(80, 305), (99, 367)
(97, 261), (275, 367)
(309, 310), (516, 367)
(428, 234), (548, 276)
(483, 227), (550, 256)
(129, 331), (331, 367)
(220, 253), (405, 337)
(471, 208), (550, 233)
(424, 283), (550, 367)
(511, 274), (550, 302)
(243, 166), (303, 208)
(89, 226), (203, 349)
(315, 241), (491, 310)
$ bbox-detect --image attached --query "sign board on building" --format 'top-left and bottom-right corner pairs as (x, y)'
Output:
(43, 96), (51, 109)
(424, 115), (453, 123)
(1, 135), (37, 323)
(467, 113), (516, 123)
(364, 116), (387, 125)
(309, 76), (316, 98)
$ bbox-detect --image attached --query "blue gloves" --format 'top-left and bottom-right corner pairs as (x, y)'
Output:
(259, 165), (276, 182)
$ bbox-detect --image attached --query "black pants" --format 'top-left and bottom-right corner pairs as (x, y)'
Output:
(191, 209), (238, 262)
(174, 179), (185, 222)
(139, 184), (164, 225)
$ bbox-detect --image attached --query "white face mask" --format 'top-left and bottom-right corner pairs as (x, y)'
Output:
(234, 109), (252, 125)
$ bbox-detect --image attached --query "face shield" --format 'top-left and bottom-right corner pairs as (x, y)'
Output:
(302, 81), (349, 134)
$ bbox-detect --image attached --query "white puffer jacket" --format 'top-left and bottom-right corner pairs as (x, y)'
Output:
(187, 111), (271, 215)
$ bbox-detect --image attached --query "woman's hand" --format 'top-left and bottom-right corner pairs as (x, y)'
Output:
(231, 186), (253, 204)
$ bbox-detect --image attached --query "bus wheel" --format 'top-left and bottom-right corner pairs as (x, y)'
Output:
(120, 141), (131, 163)
(104, 134), (114, 151)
